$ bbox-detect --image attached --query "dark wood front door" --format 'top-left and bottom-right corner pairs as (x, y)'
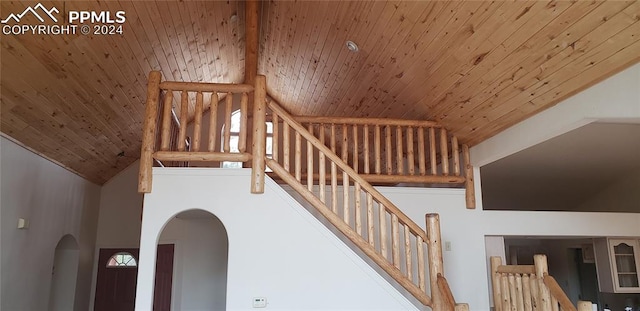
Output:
(94, 245), (174, 311)
(153, 244), (174, 311)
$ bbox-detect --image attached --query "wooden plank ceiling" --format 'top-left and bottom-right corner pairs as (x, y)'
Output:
(1, 0), (639, 184)
(1, 0), (245, 183)
(260, 0), (640, 143)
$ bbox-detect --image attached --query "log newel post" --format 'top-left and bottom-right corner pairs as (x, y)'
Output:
(577, 301), (592, 311)
(138, 71), (162, 193)
(251, 75), (267, 193)
(534, 254), (553, 311)
(427, 213), (445, 311)
(462, 144), (476, 209)
(490, 256), (503, 311)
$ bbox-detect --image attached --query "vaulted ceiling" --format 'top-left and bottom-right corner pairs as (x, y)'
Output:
(1, 1), (639, 184)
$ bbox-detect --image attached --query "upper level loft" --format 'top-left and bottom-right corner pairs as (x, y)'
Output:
(137, 71), (476, 209)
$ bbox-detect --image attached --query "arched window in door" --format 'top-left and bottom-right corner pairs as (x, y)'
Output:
(221, 110), (273, 168)
(106, 252), (137, 267)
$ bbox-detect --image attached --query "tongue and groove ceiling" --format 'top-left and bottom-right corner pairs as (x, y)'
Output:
(1, 0), (639, 184)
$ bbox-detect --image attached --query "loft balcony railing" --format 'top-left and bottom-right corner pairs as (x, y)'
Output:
(138, 71), (474, 208)
(138, 72), (266, 194)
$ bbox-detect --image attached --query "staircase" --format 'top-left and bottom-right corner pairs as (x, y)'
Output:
(138, 72), (472, 310)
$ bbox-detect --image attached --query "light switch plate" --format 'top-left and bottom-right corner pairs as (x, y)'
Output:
(252, 297), (267, 308)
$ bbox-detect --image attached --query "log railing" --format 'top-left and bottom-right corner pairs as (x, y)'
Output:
(266, 99), (467, 308)
(138, 71), (474, 308)
(490, 255), (592, 311)
(294, 116), (476, 209)
(138, 71), (266, 193)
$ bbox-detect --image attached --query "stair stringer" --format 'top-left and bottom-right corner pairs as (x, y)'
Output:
(280, 183), (430, 310)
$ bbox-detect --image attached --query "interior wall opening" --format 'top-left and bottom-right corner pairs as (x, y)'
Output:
(48, 234), (79, 311)
(159, 209), (229, 311)
(489, 236), (640, 311)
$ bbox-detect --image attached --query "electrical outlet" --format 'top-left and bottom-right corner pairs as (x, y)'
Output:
(252, 297), (267, 308)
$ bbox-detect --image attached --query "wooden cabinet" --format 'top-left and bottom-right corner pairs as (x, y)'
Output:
(594, 238), (640, 293)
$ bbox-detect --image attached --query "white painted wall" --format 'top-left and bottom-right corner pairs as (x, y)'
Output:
(94, 161), (143, 248)
(136, 168), (419, 311)
(0, 136), (101, 311)
(89, 161), (143, 310)
(159, 214), (229, 311)
(472, 62), (640, 167)
(131, 168), (640, 311)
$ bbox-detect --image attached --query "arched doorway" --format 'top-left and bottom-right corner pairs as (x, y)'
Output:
(48, 234), (79, 311)
(158, 209), (229, 310)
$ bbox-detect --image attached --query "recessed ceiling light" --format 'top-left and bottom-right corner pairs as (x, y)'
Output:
(346, 41), (359, 52)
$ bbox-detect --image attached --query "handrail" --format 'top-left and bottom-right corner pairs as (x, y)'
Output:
(496, 265), (536, 275)
(294, 115), (443, 128)
(544, 275), (577, 311)
(159, 81), (254, 93)
(437, 274), (456, 311)
(268, 100), (427, 241)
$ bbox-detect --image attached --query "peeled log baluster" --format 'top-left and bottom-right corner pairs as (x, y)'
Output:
(396, 126), (404, 175)
(341, 125), (349, 225)
(160, 91), (174, 151)
(392, 214), (400, 269)
(207, 93), (219, 152)
(407, 127), (415, 175)
(238, 92), (248, 153)
(366, 193), (374, 247)
(295, 131), (301, 182)
(178, 91), (189, 152)
(380, 203), (388, 259)
(353, 125), (359, 173)
(417, 237), (426, 292)
(404, 224), (412, 280)
(440, 128), (449, 176)
(307, 124), (314, 191)
(192, 92), (203, 152)
(452, 136), (460, 176)
(385, 125), (392, 174)
(272, 113), (279, 161)
(375, 125), (381, 174)
(331, 124), (337, 213)
(363, 124), (370, 174)
(429, 127), (437, 175)
(319, 124), (326, 203)
(223, 92), (233, 153)
(522, 274), (533, 311)
(283, 122), (290, 172)
(355, 182), (362, 235)
(417, 126), (426, 175)
(516, 274), (525, 311)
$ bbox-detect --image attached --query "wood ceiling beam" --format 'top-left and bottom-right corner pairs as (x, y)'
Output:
(244, 0), (260, 86)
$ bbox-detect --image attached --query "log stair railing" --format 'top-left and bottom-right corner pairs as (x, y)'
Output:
(267, 99), (467, 310)
(291, 116), (476, 209)
(138, 72), (472, 309)
(490, 255), (592, 311)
